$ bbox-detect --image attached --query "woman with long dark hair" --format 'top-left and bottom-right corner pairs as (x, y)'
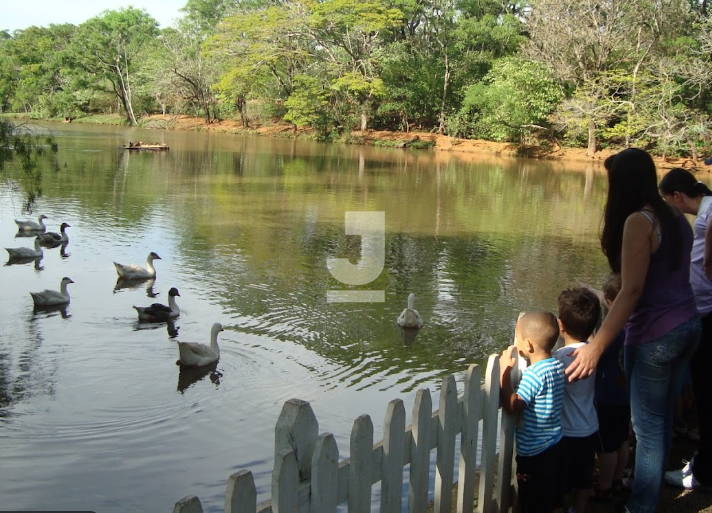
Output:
(659, 168), (712, 491)
(567, 149), (700, 513)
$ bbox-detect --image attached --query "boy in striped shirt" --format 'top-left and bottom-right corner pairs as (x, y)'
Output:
(500, 311), (566, 513)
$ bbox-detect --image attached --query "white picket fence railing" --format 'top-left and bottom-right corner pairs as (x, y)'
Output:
(174, 354), (518, 513)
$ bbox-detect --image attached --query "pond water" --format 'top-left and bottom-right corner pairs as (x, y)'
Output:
(0, 122), (611, 512)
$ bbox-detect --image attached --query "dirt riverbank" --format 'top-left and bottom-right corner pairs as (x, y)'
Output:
(133, 114), (708, 175)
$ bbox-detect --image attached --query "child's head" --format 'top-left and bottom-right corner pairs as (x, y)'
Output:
(602, 273), (621, 307)
(515, 311), (560, 359)
(557, 287), (601, 342)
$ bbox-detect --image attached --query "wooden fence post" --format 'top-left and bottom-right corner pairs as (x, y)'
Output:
(225, 470), (257, 513)
(381, 399), (405, 513)
(479, 354), (500, 513)
(434, 374), (458, 513)
(409, 388), (432, 513)
(273, 449), (299, 513)
(349, 414), (374, 513)
(173, 496), (203, 513)
(275, 399), (319, 482)
(457, 364), (482, 513)
(311, 433), (339, 513)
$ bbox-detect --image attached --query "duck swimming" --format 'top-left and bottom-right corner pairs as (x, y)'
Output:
(6, 237), (43, 259)
(114, 251), (161, 280)
(397, 293), (424, 329)
(30, 277), (74, 307)
(39, 223), (71, 246)
(15, 214), (48, 232)
(134, 287), (180, 322)
(176, 323), (224, 367)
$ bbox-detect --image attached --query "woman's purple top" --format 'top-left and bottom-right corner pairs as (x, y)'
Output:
(625, 212), (698, 346)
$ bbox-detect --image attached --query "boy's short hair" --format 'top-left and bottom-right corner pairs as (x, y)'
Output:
(602, 273), (622, 303)
(518, 311), (560, 352)
(557, 288), (601, 342)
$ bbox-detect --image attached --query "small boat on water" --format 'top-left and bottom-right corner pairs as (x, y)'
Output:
(123, 141), (169, 151)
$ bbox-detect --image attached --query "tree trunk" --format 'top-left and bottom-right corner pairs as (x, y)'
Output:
(360, 101), (368, 131)
(586, 120), (597, 156)
(438, 52), (450, 134)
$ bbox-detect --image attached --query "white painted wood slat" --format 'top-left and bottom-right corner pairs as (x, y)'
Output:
(311, 433), (339, 513)
(225, 470), (256, 513)
(409, 389), (432, 513)
(478, 355), (500, 513)
(434, 375), (458, 513)
(381, 399), (405, 513)
(349, 414), (374, 513)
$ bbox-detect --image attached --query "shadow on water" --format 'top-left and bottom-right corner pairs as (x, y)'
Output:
(134, 319), (180, 338)
(398, 325), (422, 347)
(176, 362), (222, 394)
(5, 255), (43, 271)
(32, 304), (70, 320)
(114, 277), (157, 298)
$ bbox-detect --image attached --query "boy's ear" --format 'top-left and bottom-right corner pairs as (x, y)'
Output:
(525, 338), (535, 354)
(557, 317), (566, 334)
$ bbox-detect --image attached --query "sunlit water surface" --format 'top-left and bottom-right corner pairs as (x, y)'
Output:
(0, 123), (612, 512)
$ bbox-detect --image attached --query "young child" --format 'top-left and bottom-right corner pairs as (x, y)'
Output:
(593, 274), (631, 499)
(554, 288), (601, 513)
(500, 310), (565, 513)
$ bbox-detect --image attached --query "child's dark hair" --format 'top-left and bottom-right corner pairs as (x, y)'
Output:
(602, 273), (621, 303)
(518, 311), (560, 352)
(558, 287), (601, 341)
(659, 167), (712, 198)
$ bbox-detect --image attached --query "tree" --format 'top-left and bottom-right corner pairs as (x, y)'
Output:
(458, 57), (563, 143)
(72, 8), (159, 125)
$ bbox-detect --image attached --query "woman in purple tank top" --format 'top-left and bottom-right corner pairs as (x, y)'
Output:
(567, 149), (700, 513)
(659, 168), (712, 491)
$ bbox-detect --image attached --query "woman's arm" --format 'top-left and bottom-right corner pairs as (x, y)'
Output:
(566, 212), (653, 380)
(703, 215), (712, 282)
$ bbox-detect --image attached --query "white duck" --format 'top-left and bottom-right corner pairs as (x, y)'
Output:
(30, 277), (74, 307)
(397, 293), (424, 329)
(15, 214), (48, 232)
(114, 251), (161, 280)
(6, 237), (43, 259)
(176, 322), (224, 367)
(134, 287), (180, 322)
(39, 222), (71, 245)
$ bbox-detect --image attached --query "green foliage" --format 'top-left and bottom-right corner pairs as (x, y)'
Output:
(456, 57), (563, 142)
(284, 75), (332, 136)
(0, 119), (58, 209)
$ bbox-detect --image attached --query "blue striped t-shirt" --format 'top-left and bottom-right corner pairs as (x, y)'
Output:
(515, 356), (565, 457)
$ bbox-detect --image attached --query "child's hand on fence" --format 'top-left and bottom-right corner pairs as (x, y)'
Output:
(499, 345), (517, 384)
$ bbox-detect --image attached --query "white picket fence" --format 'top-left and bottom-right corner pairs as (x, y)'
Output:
(173, 354), (518, 513)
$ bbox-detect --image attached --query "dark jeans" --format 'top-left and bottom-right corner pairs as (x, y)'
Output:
(516, 440), (563, 513)
(692, 312), (712, 485)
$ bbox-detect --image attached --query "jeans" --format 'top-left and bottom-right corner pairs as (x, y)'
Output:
(624, 316), (701, 513)
(691, 312), (712, 484)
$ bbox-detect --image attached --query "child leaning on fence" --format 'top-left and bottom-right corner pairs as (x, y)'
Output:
(553, 288), (602, 513)
(500, 311), (565, 513)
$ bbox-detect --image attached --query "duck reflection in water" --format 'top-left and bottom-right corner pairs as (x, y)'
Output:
(32, 304), (70, 320)
(134, 319), (180, 338)
(398, 325), (421, 346)
(5, 255), (44, 271)
(177, 361), (222, 394)
(114, 277), (157, 298)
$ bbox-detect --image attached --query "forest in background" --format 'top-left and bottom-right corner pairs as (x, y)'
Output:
(2, 0), (712, 158)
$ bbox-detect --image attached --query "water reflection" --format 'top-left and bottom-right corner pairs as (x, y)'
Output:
(114, 277), (157, 297)
(32, 304), (70, 320)
(5, 255), (43, 271)
(176, 362), (222, 394)
(398, 326), (421, 346)
(134, 319), (180, 338)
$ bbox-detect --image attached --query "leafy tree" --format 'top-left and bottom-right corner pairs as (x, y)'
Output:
(284, 75), (332, 135)
(458, 57), (563, 143)
(72, 8), (159, 125)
